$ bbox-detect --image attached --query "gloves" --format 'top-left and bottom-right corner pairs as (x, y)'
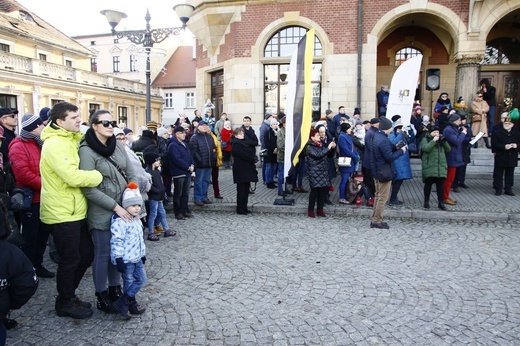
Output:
(115, 258), (126, 273)
(141, 256), (146, 265)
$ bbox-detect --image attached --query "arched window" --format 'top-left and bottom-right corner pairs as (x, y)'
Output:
(263, 26), (322, 115)
(395, 47), (422, 67)
(482, 39), (518, 65)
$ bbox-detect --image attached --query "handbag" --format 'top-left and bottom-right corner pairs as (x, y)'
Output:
(472, 113), (482, 122)
(338, 157), (352, 167)
(220, 140), (228, 149)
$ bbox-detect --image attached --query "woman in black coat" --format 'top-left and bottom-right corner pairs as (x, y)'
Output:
(491, 117), (519, 196)
(232, 128), (258, 214)
(306, 129), (336, 218)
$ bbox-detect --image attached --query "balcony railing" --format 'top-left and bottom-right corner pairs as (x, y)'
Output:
(0, 51), (159, 95)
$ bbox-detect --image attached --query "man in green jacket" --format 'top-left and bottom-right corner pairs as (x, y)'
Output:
(40, 102), (103, 319)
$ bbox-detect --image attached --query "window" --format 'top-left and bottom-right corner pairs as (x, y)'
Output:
(91, 58), (97, 72)
(263, 26), (323, 115)
(90, 41), (96, 46)
(186, 92), (195, 108)
(0, 43), (9, 52)
(51, 99), (64, 106)
(130, 55), (138, 72)
(118, 106), (128, 123)
(39, 53), (47, 61)
(65, 60), (72, 67)
(395, 47), (422, 67)
(481, 38), (519, 65)
(114, 39), (119, 44)
(113, 56), (120, 72)
(89, 103), (101, 112)
(0, 94), (17, 108)
(164, 93), (173, 108)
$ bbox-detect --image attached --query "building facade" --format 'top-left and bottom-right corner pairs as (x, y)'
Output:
(185, 0), (520, 126)
(0, 0), (165, 131)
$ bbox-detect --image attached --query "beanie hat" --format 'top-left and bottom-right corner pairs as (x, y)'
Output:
(369, 118), (380, 124)
(144, 150), (161, 166)
(378, 116), (392, 131)
(157, 127), (168, 137)
(393, 119), (404, 128)
(22, 114), (43, 132)
(122, 182), (142, 208)
(325, 109), (333, 115)
(429, 125), (439, 133)
(340, 122), (351, 132)
(509, 108), (520, 121)
(269, 118), (278, 125)
(147, 121), (158, 130)
(391, 115), (401, 123)
(141, 130), (154, 139)
(113, 128), (124, 136)
(422, 115), (430, 122)
(39, 107), (50, 122)
(354, 107), (361, 115)
(123, 128), (133, 135)
(173, 126), (185, 133)
(457, 96), (464, 103)
(415, 105), (422, 110)
(449, 114), (461, 123)
(264, 112), (273, 120)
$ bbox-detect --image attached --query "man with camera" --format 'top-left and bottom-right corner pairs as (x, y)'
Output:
(442, 114), (467, 205)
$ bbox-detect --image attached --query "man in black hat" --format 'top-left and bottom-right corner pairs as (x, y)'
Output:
(168, 126), (194, 219)
(0, 107), (18, 165)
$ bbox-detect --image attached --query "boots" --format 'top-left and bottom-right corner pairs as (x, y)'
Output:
(128, 296), (146, 315)
(96, 290), (119, 314)
(113, 294), (132, 320)
(108, 285), (123, 302)
(484, 137), (491, 149)
(56, 296), (93, 319)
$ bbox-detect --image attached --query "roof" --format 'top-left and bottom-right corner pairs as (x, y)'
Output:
(152, 45), (196, 88)
(0, 0), (94, 56)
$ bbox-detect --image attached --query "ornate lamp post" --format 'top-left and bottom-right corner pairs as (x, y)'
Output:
(101, 4), (195, 123)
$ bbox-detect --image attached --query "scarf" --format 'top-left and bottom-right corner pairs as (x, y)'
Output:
(85, 128), (116, 157)
(20, 129), (44, 147)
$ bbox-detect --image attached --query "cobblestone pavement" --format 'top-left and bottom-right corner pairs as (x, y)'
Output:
(8, 213), (520, 345)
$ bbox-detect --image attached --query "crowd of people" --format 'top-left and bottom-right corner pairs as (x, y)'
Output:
(1, 76), (519, 343)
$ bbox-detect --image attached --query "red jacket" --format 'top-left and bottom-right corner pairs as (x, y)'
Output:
(221, 128), (233, 152)
(8, 137), (42, 203)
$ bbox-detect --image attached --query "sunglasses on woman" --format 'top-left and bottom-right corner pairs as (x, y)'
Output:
(95, 120), (117, 128)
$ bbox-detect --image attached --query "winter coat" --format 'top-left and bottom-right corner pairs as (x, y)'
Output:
(210, 132), (223, 167)
(8, 137), (42, 203)
(220, 128), (233, 152)
(259, 121), (270, 149)
(362, 126), (377, 169)
(276, 127), (285, 163)
(145, 166), (166, 201)
(455, 103), (469, 119)
(79, 138), (136, 231)
(491, 125), (520, 168)
(443, 124), (466, 168)
(156, 136), (169, 173)
(337, 132), (358, 174)
(480, 78), (497, 107)
(0, 125), (15, 164)
(131, 136), (156, 154)
(388, 127), (415, 180)
(370, 130), (405, 181)
(306, 140), (332, 188)
(124, 146), (151, 200)
(241, 125), (259, 147)
(189, 131), (217, 168)
(168, 138), (194, 178)
(263, 128), (278, 164)
(231, 138), (258, 184)
(0, 241), (38, 321)
(110, 215), (146, 265)
(40, 122), (103, 225)
(470, 99), (490, 136)
(420, 133), (451, 181)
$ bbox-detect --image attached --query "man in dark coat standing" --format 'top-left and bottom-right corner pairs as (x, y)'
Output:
(189, 121), (217, 206)
(369, 117), (406, 229)
(491, 115), (519, 196)
(231, 128), (258, 215)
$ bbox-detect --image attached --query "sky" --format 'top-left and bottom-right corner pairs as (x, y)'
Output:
(16, 0), (189, 37)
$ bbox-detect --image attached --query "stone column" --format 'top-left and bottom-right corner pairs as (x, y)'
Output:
(455, 56), (481, 103)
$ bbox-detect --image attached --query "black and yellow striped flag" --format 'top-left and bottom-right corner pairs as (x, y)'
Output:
(283, 28), (315, 178)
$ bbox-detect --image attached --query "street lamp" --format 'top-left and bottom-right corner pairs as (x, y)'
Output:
(101, 4), (195, 123)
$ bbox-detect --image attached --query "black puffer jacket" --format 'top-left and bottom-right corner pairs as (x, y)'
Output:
(189, 132), (217, 168)
(306, 140), (331, 188)
(0, 240), (38, 322)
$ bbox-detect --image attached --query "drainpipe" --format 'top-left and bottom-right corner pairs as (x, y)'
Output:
(356, 0), (363, 110)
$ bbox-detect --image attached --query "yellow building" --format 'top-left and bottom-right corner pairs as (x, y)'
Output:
(0, 0), (164, 130)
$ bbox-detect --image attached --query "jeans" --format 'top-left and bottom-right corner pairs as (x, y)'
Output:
(173, 175), (191, 216)
(488, 106), (496, 134)
(194, 167), (212, 202)
(92, 229), (120, 292)
(277, 163), (287, 192)
(21, 203), (49, 269)
(122, 261), (147, 298)
(148, 200), (169, 235)
(265, 162), (277, 184)
(338, 171), (352, 199)
(47, 220), (93, 300)
(372, 179), (391, 223)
